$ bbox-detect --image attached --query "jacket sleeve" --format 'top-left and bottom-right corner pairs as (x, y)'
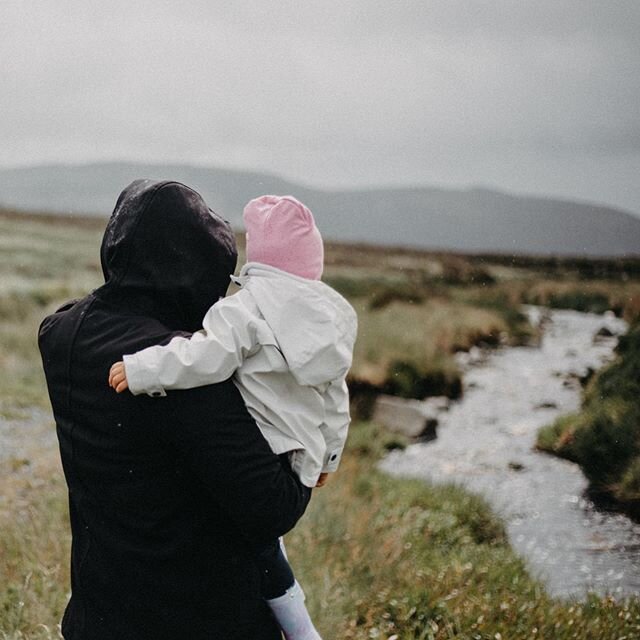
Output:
(319, 378), (351, 473)
(123, 293), (260, 397)
(156, 381), (312, 546)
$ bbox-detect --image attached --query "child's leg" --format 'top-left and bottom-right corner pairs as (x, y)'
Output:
(255, 539), (322, 640)
(256, 538), (295, 599)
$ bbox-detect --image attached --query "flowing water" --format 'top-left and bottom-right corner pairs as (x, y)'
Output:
(380, 307), (640, 599)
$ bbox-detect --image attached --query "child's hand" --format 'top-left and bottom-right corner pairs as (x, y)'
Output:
(315, 473), (329, 488)
(109, 361), (129, 393)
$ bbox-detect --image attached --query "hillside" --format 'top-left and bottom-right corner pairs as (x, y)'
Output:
(1, 162), (640, 256)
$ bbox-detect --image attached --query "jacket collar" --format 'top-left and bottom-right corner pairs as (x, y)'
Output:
(231, 262), (318, 287)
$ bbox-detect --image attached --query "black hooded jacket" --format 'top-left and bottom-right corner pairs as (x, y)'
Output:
(38, 180), (311, 639)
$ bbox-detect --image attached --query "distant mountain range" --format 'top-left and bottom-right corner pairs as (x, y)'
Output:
(1, 162), (639, 257)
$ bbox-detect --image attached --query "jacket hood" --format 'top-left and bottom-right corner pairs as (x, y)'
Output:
(236, 263), (357, 386)
(98, 179), (237, 332)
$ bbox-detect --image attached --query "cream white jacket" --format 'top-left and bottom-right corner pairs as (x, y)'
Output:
(123, 263), (358, 487)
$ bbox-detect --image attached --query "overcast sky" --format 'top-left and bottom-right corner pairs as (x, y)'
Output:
(2, 1), (640, 214)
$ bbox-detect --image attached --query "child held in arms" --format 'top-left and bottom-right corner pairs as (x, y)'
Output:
(109, 195), (357, 640)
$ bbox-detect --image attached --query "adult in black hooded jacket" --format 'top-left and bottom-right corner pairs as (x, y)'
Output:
(38, 180), (311, 639)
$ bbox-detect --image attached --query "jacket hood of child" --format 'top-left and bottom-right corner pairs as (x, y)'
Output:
(233, 262), (357, 387)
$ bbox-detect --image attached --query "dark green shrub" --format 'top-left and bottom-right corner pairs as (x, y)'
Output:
(618, 457), (640, 502)
(526, 290), (619, 315)
(537, 322), (640, 511)
(322, 276), (379, 298)
(590, 323), (640, 404)
(368, 283), (426, 310)
(383, 360), (462, 400)
(572, 401), (639, 488)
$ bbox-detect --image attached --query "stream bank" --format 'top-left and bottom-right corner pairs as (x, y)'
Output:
(379, 307), (640, 599)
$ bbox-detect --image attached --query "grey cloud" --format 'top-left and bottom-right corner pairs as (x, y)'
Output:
(0, 0), (639, 214)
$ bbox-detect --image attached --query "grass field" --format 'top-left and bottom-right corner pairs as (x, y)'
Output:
(2, 209), (640, 639)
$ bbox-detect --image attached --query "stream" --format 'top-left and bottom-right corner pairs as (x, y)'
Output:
(379, 307), (640, 599)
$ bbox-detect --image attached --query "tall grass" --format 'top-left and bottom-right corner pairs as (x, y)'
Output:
(0, 215), (103, 417)
(350, 298), (508, 399)
(0, 452), (69, 640)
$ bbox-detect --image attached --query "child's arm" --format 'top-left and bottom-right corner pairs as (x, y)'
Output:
(318, 378), (351, 475)
(114, 294), (262, 397)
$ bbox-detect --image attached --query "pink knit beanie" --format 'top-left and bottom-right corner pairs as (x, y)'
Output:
(243, 195), (324, 280)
